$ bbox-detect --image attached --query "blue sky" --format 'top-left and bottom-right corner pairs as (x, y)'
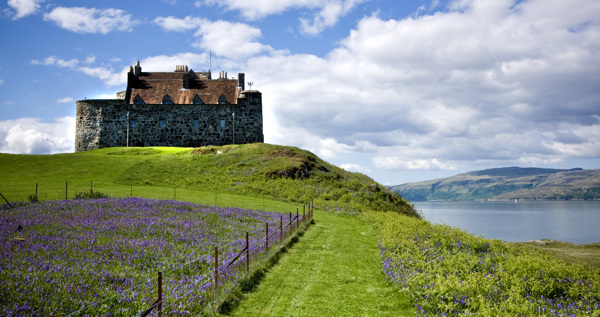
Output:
(1, 0), (599, 185)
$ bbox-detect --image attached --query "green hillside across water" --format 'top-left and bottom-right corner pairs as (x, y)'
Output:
(389, 167), (600, 201)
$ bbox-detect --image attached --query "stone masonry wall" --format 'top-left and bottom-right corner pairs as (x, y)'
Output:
(75, 92), (263, 152)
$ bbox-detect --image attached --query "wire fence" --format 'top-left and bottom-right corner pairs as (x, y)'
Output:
(69, 206), (313, 316)
(0, 182), (314, 316)
(0, 181), (231, 206)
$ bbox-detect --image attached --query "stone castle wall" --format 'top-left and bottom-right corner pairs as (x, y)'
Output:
(75, 92), (263, 152)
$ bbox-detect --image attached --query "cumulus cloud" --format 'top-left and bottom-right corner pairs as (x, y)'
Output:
(56, 97), (73, 104)
(201, 0), (366, 34)
(7, 0), (44, 19)
(0, 117), (75, 154)
(244, 0), (600, 171)
(340, 163), (371, 174)
(30, 55), (127, 87)
(43, 7), (137, 34)
(154, 17), (274, 59)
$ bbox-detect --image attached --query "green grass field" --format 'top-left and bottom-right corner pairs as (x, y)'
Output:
(230, 211), (414, 316)
(2, 144), (598, 316)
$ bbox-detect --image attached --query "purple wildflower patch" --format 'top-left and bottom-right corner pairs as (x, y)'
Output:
(1, 198), (284, 315)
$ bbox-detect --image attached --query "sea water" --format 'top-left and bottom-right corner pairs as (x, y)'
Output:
(414, 200), (600, 244)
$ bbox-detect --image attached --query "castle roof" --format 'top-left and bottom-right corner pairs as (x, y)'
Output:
(127, 63), (242, 105)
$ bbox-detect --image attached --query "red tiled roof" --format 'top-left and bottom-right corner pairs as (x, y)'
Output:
(128, 71), (240, 105)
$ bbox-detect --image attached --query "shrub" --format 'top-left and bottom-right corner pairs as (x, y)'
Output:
(73, 190), (112, 199)
(364, 211), (600, 316)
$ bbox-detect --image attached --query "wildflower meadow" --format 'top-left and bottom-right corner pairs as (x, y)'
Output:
(1, 197), (295, 316)
(365, 212), (600, 316)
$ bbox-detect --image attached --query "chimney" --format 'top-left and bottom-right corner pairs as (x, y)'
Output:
(134, 61), (141, 78)
(182, 71), (189, 89)
(238, 73), (245, 90)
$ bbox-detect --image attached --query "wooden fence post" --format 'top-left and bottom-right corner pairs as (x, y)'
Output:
(214, 246), (219, 309)
(265, 222), (269, 256)
(296, 209), (299, 229)
(65, 181), (68, 200)
(157, 271), (163, 317)
(35, 183), (38, 196)
(280, 216), (283, 243)
(246, 232), (249, 275)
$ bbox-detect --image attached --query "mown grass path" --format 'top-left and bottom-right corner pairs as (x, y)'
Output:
(229, 211), (414, 316)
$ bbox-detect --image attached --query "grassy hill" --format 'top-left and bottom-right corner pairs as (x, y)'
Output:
(389, 167), (600, 201)
(0, 143), (417, 217)
(3, 146), (599, 316)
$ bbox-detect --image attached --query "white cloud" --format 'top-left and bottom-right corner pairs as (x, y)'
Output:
(373, 157), (458, 171)
(201, 0), (366, 34)
(7, 0), (44, 19)
(31, 56), (79, 68)
(241, 0), (600, 171)
(299, 0), (366, 35)
(154, 17), (274, 59)
(56, 97), (73, 104)
(43, 7), (137, 34)
(31, 52), (213, 88)
(0, 117), (75, 154)
(0, 79), (4, 85)
(340, 163), (371, 174)
(31, 55), (128, 87)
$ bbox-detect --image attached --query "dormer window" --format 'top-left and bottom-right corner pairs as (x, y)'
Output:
(192, 94), (204, 105)
(133, 94), (145, 105)
(162, 94), (174, 104)
(218, 94), (228, 104)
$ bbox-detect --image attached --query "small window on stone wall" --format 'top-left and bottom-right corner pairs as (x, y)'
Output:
(220, 120), (225, 128)
(160, 120), (166, 128)
(218, 94), (228, 104)
(162, 94), (174, 105)
(193, 120), (199, 127)
(192, 94), (204, 105)
(131, 120), (137, 128)
(133, 94), (145, 105)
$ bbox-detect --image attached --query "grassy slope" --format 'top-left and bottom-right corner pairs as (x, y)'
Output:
(0, 144), (417, 315)
(0, 144), (417, 217)
(3, 145), (595, 315)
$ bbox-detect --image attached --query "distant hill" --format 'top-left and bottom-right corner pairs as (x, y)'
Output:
(389, 167), (600, 201)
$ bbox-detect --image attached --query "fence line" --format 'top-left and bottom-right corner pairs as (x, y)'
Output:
(0, 181), (248, 207)
(1, 181), (316, 315)
(136, 205), (313, 316)
(53, 202), (314, 316)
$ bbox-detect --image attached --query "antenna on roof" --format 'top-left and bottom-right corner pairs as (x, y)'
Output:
(247, 81), (253, 90)
(209, 50), (212, 73)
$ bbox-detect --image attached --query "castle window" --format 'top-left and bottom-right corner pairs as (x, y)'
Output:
(160, 120), (166, 128)
(192, 94), (204, 105)
(218, 94), (228, 104)
(193, 120), (199, 128)
(131, 120), (137, 128)
(133, 94), (145, 105)
(220, 120), (225, 128)
(162, 94), (174, 104)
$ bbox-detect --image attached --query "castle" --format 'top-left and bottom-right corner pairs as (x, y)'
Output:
(75, 62), (263, 152)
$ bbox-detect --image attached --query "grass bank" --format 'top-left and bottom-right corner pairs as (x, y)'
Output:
(0, 144), (417, 217)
